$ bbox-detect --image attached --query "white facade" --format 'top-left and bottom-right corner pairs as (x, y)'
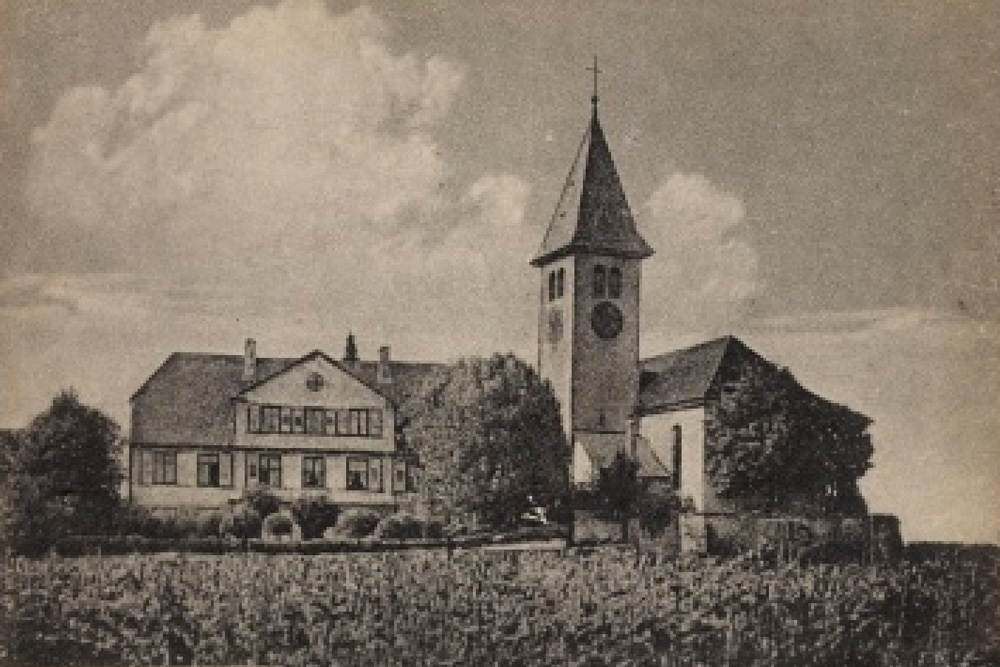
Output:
(130, 353), (416, 511)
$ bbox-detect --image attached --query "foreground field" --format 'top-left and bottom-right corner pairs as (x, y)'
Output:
(4, 545), (997, 666)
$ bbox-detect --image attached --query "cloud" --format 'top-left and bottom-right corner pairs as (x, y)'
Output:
(640, 173), (758, 335)
(20, 0), (466, 280)
(10, 0), (536, 326)
(2, 0), (541, 427)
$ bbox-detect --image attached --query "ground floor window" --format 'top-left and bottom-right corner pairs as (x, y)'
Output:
(197, 452), (233, 487)
(146, 451), (177, 485)
(259, 453), (282, 488)
(347, 457), (369, 490)
(302, 456), (326, 488)
(139, 450), (177, 485)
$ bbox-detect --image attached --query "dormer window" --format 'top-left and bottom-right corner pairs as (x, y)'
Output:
(593, 265), (606, 298)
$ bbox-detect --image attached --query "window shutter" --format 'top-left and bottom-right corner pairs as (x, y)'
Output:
(141, 450), (153, 486)
(219, 452), (232, 487)
(246, 451), (258, 484)
(370, 409), (383, 437)
(131, 449), (143, 486)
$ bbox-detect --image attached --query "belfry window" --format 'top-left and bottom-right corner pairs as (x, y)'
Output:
(608, 267), (622, 298)
(593, 265), (606, 298)
(556, 268), (565, 298)
(548, 271), (556, 302)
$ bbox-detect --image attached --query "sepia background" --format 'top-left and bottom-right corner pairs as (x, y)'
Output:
(1, 0), (997, 543)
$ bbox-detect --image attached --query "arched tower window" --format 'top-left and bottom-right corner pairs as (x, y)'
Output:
(608, 267), (622, 298)
(593, 265), (606, 298)
(556, 268), (565, 298)
(671, 424), (682, 491)
(548, 271), (556, 302)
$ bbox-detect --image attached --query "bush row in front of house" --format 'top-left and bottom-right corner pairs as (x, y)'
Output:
(40, 524), (569, 558)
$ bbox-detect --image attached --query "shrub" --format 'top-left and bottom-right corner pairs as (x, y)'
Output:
(113, 505), (159, 537)
(290, 497), (340, 540)
(333, 508), (381, 538)
(423, 518), (445, 539)
(636, 481), (680, 536)
(373, 512), (423, 539)
(262, 513), (295, 540)
(195, 511), (223, 538)
(148, 513), (198, 540)
(220, 505), (262, 539)
(242, 485), (281, 519)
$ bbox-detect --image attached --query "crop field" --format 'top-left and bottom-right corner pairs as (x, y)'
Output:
(3, 545), (997, 666)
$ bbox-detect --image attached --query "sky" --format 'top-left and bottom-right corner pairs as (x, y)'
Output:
(1, 0), (997, 543)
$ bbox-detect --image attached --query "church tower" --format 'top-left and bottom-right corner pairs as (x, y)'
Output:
(532, 63), (654, 483)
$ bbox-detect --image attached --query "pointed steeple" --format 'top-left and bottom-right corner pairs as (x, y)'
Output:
(531, 100), (653, 267)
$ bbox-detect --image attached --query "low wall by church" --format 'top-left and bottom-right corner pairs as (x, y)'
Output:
(681, 512), (903, 562)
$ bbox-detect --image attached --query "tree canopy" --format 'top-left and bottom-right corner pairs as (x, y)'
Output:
(1, 390), (124, 552)
(705, 363), (872, 515)
(402, 354), (569, 528)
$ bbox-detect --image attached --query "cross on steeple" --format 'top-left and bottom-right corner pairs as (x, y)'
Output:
(587, 56), (602, 108)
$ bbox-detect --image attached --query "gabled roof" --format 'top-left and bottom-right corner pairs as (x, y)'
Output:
(130, 350), (442, 446)
(578, 436), (670, 479)
(235, 350), (400, 405)
(130, 353), (296, 445)
(638, 336), (748, 414)
(531, 110), (654, 266)
(345, 360), (444, 408)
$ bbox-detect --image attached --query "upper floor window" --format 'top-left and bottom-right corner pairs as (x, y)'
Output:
(593, 265), (606, 298)
(305, 407), (324, 435)
(556, 268), (565, 298)
(548, 271), (556, 302)
(247, 404), (384, 438)
(608, 267), (622, 298)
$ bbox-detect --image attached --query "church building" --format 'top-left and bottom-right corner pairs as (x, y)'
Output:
(532, 87), (871, 515)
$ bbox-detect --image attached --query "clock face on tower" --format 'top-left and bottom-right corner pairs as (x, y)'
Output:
(591, 301), (623, 340)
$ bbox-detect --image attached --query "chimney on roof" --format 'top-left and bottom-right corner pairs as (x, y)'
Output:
(378, 345), (392, 384)
(243, 338), (257, 383)
(343, 332), (359, 364)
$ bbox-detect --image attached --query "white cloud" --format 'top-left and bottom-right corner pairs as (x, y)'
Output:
(23, 0), (466, 279)
(640, 172), (758, 335)
(3, 1), (540, 427)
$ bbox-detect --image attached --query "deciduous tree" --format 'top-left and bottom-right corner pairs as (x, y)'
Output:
(1, 390), (124, 552)
(706, 362), (872, 514)
(402, 354), (569, 528)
